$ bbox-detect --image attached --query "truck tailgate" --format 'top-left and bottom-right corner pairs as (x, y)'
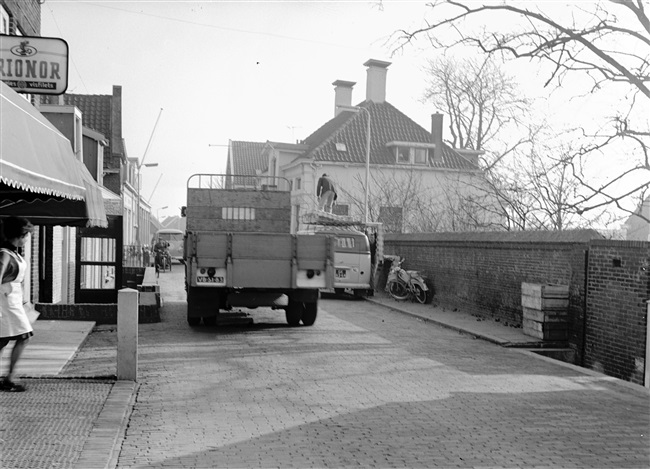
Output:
(231, 233), (293, 288)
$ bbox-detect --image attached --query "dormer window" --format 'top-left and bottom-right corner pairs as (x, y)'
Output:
(335, 142), (347, 152)
(387, 141), (435, 165)
(397, 146), (410, 163)
(414, 148), (427, 164)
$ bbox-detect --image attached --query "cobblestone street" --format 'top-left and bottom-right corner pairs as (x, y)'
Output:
(107, 269), (649, 468)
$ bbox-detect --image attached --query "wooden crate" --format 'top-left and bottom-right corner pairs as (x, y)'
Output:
(521, 283), (569, 310)
(523, 318), (568, 341)
(522, 307), (568, 323)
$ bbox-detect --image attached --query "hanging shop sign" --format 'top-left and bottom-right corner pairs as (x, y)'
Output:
(0, 34), (69, 95)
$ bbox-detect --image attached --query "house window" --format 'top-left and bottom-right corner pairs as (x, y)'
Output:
(332, 204), (349, 216)
(0, 6), (9, 34)
(394, 146), (428, 165)
(396, 146), (410, 163)
(335, 143), (347, 152)
(413, 148), (428, 164)
(379, 206), (403, 233)
(295, 177), (301, 190)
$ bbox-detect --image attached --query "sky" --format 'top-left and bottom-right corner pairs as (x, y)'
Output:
(39, 1), (647, 225)
(41, 0), (439, 219)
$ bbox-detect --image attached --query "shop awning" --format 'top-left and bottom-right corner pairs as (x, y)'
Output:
(0, 81), (108, 227)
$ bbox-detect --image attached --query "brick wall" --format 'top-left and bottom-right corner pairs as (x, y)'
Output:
(584, 240), (650, 385)
(384, 231), (650, 385)
(384, 231), (594, 363)
(35, 302), (160, 324)
(52, 226), (63, 303)
(29, 226), (39, 302)
(67, 230), (76, 302)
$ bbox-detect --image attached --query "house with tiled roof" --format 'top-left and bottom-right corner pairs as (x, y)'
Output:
(226, 141), (268, 188)
(61, 87), (124, 195)
(623, 195), (650, 241)
(229, 59), (500, 233)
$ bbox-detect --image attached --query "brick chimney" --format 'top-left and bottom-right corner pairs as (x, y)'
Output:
(431, 112), (444, 163)
(364, 59), (391, 103)
(333, 80), (356, 117)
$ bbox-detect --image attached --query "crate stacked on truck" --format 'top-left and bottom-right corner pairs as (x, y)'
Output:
(182, 174), (334, 327)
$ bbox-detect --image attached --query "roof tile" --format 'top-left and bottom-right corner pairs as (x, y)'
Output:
(230, 141), (267, 175)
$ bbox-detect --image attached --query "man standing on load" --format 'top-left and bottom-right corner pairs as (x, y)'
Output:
(316, 173), (337, 213)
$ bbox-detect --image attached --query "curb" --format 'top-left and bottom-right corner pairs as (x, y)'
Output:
(366, 298), (512, 346)
(73, 380), (139, 469)
(369, 297), (650, 395)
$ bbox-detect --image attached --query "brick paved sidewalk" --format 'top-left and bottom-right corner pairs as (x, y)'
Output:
(367, 291), (541, 346)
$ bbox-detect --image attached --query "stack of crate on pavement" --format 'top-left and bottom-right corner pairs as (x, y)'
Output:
(521, 283), (570, 341)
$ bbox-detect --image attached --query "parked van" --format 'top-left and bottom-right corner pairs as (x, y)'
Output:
(299, 226), (372, 297)
(152, 228), (184, 263)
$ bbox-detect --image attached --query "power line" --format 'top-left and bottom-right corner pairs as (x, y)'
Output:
(45, 4), (89, 93)
(76, 2), (374, 51)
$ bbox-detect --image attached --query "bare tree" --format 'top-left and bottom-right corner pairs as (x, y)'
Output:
(339, 168), (503, 233)
(422, 55), (529, 152)
(392, 0), (650, 222)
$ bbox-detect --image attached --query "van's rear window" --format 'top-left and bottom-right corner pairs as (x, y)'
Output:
(335, 236), (369, 252)
(160, 233), (183, 242)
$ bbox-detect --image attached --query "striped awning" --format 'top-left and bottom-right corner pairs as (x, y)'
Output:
(0, 80), (107, 227)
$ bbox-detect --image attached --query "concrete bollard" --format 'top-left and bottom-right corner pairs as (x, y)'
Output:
(117, 288), (138, 381)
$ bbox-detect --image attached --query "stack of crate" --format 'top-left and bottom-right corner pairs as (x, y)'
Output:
(521, 283), (570, 341)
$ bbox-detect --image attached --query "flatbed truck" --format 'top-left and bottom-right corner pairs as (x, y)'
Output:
(182, 174), (333, 327)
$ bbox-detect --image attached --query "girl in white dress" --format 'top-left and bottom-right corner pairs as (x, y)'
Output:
(0, 217), (34, 392)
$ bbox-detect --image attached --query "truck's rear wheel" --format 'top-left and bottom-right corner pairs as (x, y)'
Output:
(202, 315), (217, 326)
(187, 316), (201, 326)
(187, 287), (218, 326)
(286, 300), (303, 326)
(301, 302), (318, 326)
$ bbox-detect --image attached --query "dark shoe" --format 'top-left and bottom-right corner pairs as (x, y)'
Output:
(0, 379), (26, 392)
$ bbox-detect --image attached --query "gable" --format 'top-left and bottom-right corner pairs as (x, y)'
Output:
(229, 141), (266, 176)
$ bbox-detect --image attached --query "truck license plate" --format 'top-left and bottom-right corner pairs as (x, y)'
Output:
(197, 276), (224, 283)
(335, 269), (347, 279)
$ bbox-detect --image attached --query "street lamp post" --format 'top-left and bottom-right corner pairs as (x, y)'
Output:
(157, 205), (168, 221)
(337, 105), (371, 223)
(135, 162), (158, 246)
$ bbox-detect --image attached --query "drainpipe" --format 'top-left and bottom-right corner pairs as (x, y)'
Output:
(581, 248), (590, 367)
(643, 300), (650, 388)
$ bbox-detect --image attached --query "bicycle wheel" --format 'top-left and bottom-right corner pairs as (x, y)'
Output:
(413, 284), (430, 304)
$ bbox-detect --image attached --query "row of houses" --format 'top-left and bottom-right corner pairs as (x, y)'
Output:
(1, 0), (159, 307)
